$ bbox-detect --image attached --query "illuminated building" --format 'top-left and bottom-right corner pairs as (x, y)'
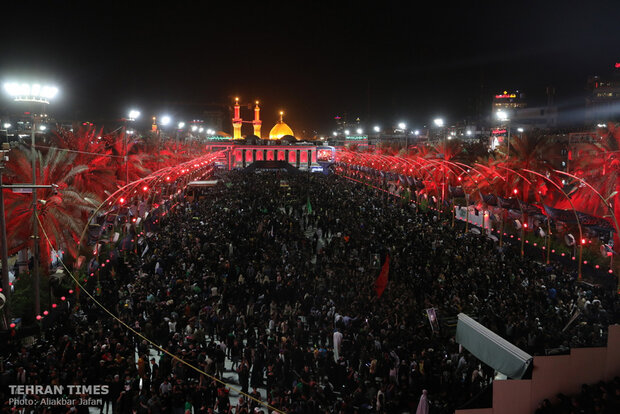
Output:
(232, 97), (243, 139)
(586, 63), (620, 124)
(492, 91), (526, 116)
(252, 101), (262, 138)
(231, 98), (294, 140)
(268, 111), (294, 140)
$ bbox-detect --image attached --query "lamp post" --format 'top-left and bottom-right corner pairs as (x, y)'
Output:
(4, 82), (58, 318)
(433, 118), (445, 208)
(126, 110), (140, 186)
(496, 110), (511, 159)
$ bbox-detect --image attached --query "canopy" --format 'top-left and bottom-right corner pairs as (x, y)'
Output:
(456, 313), (532, 379)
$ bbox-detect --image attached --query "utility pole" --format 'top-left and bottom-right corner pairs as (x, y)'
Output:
(31, 115), (40, 317)
(0, 142), (10, 318)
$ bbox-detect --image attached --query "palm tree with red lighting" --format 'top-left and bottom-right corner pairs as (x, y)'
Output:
(503, 132), (554, 203)
(569, 124), (620, 251)
(50, 126), (118, 196)
(3, 146), (100, 267)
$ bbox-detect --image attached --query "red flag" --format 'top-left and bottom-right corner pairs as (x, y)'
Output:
(374, 254), (390, 298)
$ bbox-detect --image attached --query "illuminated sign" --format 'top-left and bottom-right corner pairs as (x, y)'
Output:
(615, 63), (620, 68)
(495, 93), (517, 99)
(492, 129), (507, 135)
(345, 135), (368, 141)
(317, 148), (335, 162)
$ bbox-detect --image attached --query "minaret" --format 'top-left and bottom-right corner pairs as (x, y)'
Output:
(232, 97), (243, 139)
(253, 101), (262, 138)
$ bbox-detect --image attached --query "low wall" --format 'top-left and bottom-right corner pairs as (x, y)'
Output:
(456, 324), (620, 414)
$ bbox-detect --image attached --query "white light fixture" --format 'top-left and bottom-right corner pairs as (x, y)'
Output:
(178, 122), (185, 129)
(344, 129), (350, 135)
(128, 110), (140, 121)
(433, 118), (444, 127)
(332, 131), (338, 136)
(198, 127), (204, 133)
(398, 122), (406, 130)
(414, 130), (420, 136)
(496, 110), (508, 121)
(373, 125), (380, 132)
(517, 127), (524, 133)
(3, 123), (11, 129)
(191, 125), (198, 132)
(466, 130), (472, 136)
(161, 116), (171, 126)
(4, 82), (59, 104)
(39, 125), (47, 131)
(356, 128), (363, 134)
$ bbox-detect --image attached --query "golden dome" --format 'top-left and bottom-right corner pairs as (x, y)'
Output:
(268, 111), (294, 140)
(269, 121), (294, 140)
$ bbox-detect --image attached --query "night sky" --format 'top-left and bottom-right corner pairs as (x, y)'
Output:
(1, 1), (619, 134)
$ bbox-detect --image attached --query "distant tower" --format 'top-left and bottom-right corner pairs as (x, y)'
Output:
(253, 101), (262, 138)
(232, 97), (243, 139)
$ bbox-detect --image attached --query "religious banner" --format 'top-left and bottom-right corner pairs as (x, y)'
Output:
(374, 254), (390, 298)
(426, 308), (440, 332)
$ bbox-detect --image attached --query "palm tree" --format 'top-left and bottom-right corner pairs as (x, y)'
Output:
(3, 146), (99, 266)
(50, 126), (118, 196)
(569, 123), (620, 251)
(504, 132), (554, 203)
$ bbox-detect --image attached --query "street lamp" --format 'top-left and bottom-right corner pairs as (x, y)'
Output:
(3, 81), (58, 317)
(398, 122), (406, 130)
(433, 118), (444, 128)
(496, 110), (511, 158)
(373, 125), (380, 132)
(356, 128), (363, 134)
(124, 109), (141, 186)
(344, 129), (350, 136)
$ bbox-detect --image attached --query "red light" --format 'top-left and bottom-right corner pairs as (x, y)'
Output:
(68, 289), (73, 294)
(10, 323), (15, 328)
(166, 176), (170, 181)
(513, 189), (518, 195)
(143, 186), (148, 191)
(119, 197), (125, 204)
(52, 303), (57, 308)
(523, 223), (528, 228)
(457, 176), (462, 181)
(36, 315), (42, 320)
(595, 265), (599, 269)
(43, 310), (49, 315)
(581, 239), (586, 245)
(60, 296), (66, 301)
